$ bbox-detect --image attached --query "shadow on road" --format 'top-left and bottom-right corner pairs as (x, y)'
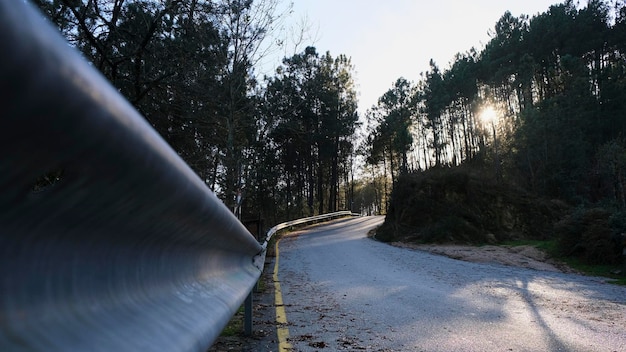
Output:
(277, 216), (626, 351)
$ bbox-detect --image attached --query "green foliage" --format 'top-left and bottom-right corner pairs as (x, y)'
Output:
(258, 47), (359, 219)
(555, 208), (624, 265)
(560, 257), (626, 285)
(39, 0), (626, 232)
(503, 239), (626, 283)
(594, 139), (626, 207)
(419, 215), (482, 244)
(362, 0), (626, 225)
(220, 307), (244, 337)
(376, 167), (567, 244)
(351, 178), (383, 216)
(38, 0), (361, 224)
(34, 0), (239, 195)
(365, 77), (416, 183)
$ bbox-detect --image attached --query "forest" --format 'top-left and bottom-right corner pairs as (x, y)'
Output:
(366, 0), (626, 210)
(364, 0), (626, 264)
(35, 0), (626, 240)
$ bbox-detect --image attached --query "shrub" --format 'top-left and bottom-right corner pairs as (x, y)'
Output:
(555, 208), (622, 265)
(377, 167), (566, 244)
(421, 216), (482, 244)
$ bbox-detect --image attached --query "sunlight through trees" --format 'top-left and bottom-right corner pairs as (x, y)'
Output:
(36, 0), (626, 222)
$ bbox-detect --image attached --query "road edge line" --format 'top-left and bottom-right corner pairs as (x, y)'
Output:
(273, 238), (292, 351)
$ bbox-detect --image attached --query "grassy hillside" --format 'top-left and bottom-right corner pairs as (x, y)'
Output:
(376, 167), (626, 267)
(376, 167), (567, 244)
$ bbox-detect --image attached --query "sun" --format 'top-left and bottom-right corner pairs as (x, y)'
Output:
(479, 105), (498, 125)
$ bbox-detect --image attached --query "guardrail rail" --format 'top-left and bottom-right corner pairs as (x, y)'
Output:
(0, 1), (359, 351)
(0, 2), (262, 351)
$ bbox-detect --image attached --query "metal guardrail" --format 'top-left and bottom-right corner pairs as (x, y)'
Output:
(0, 2), (262, 351)
(260, 211), (357, 250)
(0, 1), (360, 351)
(244, 210), (358, 334)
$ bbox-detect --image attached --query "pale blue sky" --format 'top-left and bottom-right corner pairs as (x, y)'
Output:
(264, 0), (562, 115)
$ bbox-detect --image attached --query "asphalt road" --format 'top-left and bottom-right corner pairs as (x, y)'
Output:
(277, 216), (626, 352)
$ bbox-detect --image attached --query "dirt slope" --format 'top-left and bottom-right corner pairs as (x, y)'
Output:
(393, 242), (576, 273)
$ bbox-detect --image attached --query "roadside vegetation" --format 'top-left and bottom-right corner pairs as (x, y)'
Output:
(37, 0), (626, 279)
(375, 166), (626, 283)
(504, 239), (626, 285)
(361, 0), (626, 282)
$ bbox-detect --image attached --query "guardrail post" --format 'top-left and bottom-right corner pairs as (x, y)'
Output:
(244, 291), (253, 336)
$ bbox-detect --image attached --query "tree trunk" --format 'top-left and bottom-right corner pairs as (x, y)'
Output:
(317, 160), (324, 215)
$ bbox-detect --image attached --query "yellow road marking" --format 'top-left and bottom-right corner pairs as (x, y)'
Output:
(274, 238), (292, 351)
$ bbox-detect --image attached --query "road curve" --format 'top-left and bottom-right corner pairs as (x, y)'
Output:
(277, 216), (626, 351)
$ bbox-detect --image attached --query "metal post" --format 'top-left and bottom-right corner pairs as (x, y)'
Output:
(244, 291), (253, 336)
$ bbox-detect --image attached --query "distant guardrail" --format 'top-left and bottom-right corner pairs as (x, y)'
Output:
(260, 210), (359, 250)
(0, 1), (358, 351)
(242, 210), (359, 335)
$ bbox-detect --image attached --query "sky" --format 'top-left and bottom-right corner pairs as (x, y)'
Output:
(262, 0), (562, 116)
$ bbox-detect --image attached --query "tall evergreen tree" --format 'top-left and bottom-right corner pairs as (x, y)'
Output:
(366, 77), (415, 181)
(260, 47), (358, 218)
